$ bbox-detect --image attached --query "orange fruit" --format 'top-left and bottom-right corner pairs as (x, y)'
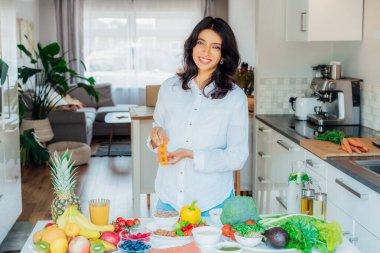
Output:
(41, 227), (66, 243)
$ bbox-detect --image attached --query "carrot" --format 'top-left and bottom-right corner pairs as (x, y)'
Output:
(359, 146), (370, 152)
(341, 144), (348, 152)
(347, 138), (363, 148)
(341, 138), (352, 154)
(350, 145), (362, 154)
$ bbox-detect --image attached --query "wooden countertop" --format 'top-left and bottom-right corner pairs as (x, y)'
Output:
(130, 106), (154, 120)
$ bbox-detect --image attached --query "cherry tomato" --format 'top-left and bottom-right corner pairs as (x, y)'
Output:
(116, 217), (125, 223)
(126, 219), (134, 227)
(184, 230), (192, 236)
(222, 224), (231, 237)
(114, 223), (121, 232)
(199, 222), (206, 226)
(118, 220), (126, 227)
(133, 218), (141, 225)
(245, 220), (256, 225)
(229, 229), (236, 241)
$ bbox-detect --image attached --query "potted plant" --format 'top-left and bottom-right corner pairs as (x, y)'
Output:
(18, 38), (98, 142)
(236, 62), (254, 112)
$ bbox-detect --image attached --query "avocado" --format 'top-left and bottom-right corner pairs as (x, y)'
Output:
(264, 227), (289, 248)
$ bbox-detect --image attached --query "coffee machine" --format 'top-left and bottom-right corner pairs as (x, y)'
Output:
(307, 78), (362, 126)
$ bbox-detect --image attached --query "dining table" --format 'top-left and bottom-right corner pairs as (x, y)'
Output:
(21, 218), (361, 253)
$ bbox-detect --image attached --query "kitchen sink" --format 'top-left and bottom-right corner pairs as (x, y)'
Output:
(353, 160), (380, 175)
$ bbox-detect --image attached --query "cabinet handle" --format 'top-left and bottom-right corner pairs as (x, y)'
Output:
(5, 126), (19, 133)
(277, 140), (300, 152)
(257, 176), (270, 183)
(258, 127), (272, 133)
(349, 236), (358, 244)
(335, 178), (369, 200)
(275, 196), (287, 210)
(342, 231), (351, 237)
(300, 12), (307, 32)
(7, 175), (19, 183)
(258, 152), (270, 158)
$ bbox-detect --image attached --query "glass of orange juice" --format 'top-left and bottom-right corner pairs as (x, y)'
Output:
(89, 198), (110, 225)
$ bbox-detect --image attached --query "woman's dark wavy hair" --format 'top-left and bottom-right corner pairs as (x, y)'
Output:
(177, 16), (240, 99)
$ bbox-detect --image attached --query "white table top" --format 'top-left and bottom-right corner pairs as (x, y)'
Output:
(21, 219), (361, 253)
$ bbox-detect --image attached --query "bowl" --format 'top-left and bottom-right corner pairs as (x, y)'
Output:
(215, 242), (243, 253)
(209, 208), (223, 226)
(234, 233), (263, 247)
(192, 226), (221, 248)
(117, 240), (151, 253)
(153, 211), (179, 229)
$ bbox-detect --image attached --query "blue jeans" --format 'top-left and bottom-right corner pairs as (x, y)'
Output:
(156, 191), (234, 217)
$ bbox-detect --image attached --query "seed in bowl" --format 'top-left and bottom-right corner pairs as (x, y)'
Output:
(154, 211), (179, 218)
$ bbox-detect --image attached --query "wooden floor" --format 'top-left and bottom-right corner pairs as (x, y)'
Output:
(18, 139), (157, 225)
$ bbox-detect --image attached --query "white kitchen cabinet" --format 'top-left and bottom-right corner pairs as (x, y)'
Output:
(0, 0), (21, 244)
(286, 0), (363, 41)
(354, 221), (380, 253)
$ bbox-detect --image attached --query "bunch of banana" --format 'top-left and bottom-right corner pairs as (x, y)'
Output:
(57, 205), (114, 239)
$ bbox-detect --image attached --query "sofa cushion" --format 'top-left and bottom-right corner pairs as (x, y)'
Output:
(77, 108), (96, 123)
(70, 83), (114, 108)
(95, 104), (138, 122)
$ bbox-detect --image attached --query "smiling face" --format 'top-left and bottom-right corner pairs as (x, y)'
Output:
(192, 29), (223, 78)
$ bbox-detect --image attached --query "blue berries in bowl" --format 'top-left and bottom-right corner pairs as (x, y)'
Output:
(117, 239), (151, 253)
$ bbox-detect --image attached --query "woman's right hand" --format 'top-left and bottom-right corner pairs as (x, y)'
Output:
(149, 126), (167, 149)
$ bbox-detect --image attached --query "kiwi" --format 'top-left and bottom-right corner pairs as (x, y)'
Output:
(35, 241), (50, 253)
(91, 241), (105, 253)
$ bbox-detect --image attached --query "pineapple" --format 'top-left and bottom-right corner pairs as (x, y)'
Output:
(50, 150), (81, 221)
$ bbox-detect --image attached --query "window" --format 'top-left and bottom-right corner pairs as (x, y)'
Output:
(83, 0), (203, 88)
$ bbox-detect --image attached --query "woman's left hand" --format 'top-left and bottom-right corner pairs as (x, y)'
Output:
(167, 149), (193, 164)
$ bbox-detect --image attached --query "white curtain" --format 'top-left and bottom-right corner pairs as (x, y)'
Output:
(83, 0), (204, 105)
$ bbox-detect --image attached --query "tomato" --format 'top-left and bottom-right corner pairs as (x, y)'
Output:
(126, 219), (134, 227)
(114, 223), (121, 232)
(118, 220), (126, 227)
(199, 222), (206, 226)
(133, 218), (141, 225)
(245, 220), (256, 225)
(184, 230), (192, 236)
(229, 229), (236, 241)
(222, 224), (231, 237)
(116, 217), (125, 223)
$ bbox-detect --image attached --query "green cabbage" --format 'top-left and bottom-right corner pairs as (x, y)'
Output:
(220, 196), (260, 225)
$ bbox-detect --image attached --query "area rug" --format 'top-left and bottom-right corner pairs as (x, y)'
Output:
(92, 143), (132, 157)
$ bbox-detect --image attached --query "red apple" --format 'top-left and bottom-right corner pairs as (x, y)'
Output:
(100, 231), (120, 246)
(68, 236), (90, 253)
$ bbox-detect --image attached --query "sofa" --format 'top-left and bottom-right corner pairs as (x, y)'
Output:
(48, 84), (137, 145)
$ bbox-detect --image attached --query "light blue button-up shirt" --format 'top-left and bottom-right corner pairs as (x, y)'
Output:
(147, 75), (249, 211)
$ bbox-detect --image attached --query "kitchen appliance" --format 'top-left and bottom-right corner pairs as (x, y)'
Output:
(307, 78), (362, 126)
(289, 97), (321, 121)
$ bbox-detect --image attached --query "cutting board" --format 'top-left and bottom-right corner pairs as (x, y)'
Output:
(300, 138), (380, 160)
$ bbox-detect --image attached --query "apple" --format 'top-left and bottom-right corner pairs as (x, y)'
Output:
(100, 231), (120, 246)
(68, 236), (90, 253)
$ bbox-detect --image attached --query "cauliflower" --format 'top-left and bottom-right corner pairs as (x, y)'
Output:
(220, 196), (261, 225)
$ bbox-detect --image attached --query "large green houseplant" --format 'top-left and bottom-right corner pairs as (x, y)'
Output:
(18, 39), (99, 120)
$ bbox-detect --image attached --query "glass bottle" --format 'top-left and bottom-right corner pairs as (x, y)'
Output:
(313, 192), (327, 220)
(301, 186), (315, 215)
(286, 161), (310, 214)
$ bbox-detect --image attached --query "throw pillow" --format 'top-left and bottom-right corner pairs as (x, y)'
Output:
(69, 83), (114, 108)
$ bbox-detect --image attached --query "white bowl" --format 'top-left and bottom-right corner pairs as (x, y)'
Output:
(153, 211), (179, 229)
(192, 226), (221, 248)
(215, 242), (243, 253)
(209, 208), (223, 226)
(234, 233), (263, 247)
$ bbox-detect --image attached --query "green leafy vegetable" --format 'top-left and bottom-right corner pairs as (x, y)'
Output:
(314, 130), (351, 145)
(259, 214), (343, 253)
(232, 223), (264, 237)
(220, 196), (261, 225)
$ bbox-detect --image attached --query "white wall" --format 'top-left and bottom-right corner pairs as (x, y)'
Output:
(228, 0), (255, 66)
(16, 0), (39, 45)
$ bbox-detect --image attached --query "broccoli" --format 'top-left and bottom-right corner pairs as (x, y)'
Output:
(220, 196), (261, 225)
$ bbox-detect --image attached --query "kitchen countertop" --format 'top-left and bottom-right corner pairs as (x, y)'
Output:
(256, 114), (380, 194)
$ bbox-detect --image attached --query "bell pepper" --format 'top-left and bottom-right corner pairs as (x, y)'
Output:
(180, 200), (201, 224)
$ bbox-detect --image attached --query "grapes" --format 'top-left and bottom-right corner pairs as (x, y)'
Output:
(119, 239), (152, 252)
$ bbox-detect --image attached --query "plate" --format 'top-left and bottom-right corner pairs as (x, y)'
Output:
(222, 236), (298, 252)
(145, 222), (193, 242)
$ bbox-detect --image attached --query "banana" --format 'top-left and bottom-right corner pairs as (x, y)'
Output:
(79, 227), (101, 239)
(90, 239), (116, 252)
(56, 207), (70, 229)
(69, 206), (114, 232)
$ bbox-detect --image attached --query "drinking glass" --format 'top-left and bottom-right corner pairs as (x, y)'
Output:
(89, 198), (110, 225)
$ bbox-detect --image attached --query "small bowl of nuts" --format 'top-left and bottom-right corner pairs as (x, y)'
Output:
(153, 211), (179, 229)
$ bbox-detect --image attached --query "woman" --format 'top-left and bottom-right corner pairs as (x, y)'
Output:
(147, 16), (248, 216)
